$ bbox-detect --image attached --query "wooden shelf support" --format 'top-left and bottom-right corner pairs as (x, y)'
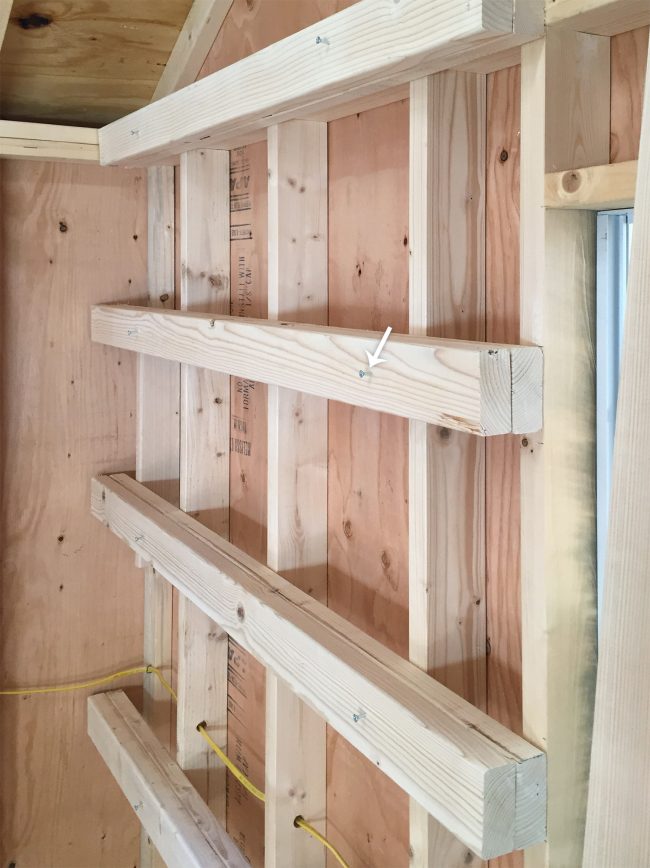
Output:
(92, 472), (546, 861)
(0, 120), (100, 163)
(98, 0), (542, 166)
(88, 691), (247, 868)
(92, 305), (543, 436)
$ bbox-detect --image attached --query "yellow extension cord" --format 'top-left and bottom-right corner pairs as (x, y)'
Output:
(0, 664), (350, 868)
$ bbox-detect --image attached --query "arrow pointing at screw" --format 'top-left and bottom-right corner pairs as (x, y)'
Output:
(365, 326), (392, 369)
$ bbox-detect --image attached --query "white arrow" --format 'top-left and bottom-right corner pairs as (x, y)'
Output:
(365, 326), (392, 369)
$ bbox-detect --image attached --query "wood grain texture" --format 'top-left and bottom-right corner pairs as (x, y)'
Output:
(408, 70), (487, 868)
(154, 0), (234, 99)
(486, 62), (522, 868)
(0, 0), (11, 48)
(544, 159), (637, 209)
(265, 119), (328, 867)
(91, 305), (542, 436)
(327, 99), (411, 868)
(0, 0), (194, 124)
(545, 0), (650, 35)
(98, 0), (542, 166)
(139, 164), (179, 868)
(88, 691), (247, 868)
(93, 472), (547, 861)
(0, 158), (147, 867)
(0, 120), (99, 162)
(177, 148), (231, 821)
(610, 26), (649, 163)
(227, 140), (268, 868)
(583, 46), (650, 868)
(520, 30), (607, 868)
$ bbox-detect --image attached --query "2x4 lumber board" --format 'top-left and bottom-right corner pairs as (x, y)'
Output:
(408, 72), (487, 868)
(98, 0), (543, 166)
(139, 165), (179, 868)
(545, 0), (650, 35)
(91, 306), (543, 436)
(265, 120), (328, 867)
(92, 472), (547, 860)
(583, 46), (650, 867)
(520, 29), (609, 868)
(0, 120), (100, 162)
(87, 691), (247, 868)
(177, 148), (231, 820)
(139, 167), (179, 745)
(153, 0), (234, 100)
(544, 159), (637, 209)
(0, 1), (12, 50)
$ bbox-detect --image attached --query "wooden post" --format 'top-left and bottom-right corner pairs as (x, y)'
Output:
(139, 165), (180, 866)
(177, 148), (231, 821)
(408, 71), (487, 867)
(519, 29), (610, 867)
(583, 47), (650, 866)
(265, 119), (328, 867)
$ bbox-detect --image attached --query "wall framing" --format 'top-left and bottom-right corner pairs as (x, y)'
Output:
(2, 1), (649, 866)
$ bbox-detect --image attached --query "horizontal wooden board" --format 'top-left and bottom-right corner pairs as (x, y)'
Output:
(545, 0), (650, 35)
(98, 0), (542, 165)
(88, 691), (247, 868)
(0, 120), (99, 162)
(544, 160), (637, 209)
(91, 304), (542, 435)
(91, 472), (546, 859)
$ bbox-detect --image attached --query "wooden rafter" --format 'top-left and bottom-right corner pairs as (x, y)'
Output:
(153, 0), (234, 100)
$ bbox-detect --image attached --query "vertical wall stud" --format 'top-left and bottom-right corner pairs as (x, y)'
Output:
(520, 29), (610, 867)
(265, 119), (328, 868)
(177, 148), (231, 822)
(408, 71), (487, 867)
(139, 165), (180, 868)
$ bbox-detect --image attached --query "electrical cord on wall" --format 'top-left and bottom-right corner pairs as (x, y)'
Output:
(0, 664), (350, 868)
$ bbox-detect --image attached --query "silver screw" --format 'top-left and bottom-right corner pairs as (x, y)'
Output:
(352, 710), (366, 723)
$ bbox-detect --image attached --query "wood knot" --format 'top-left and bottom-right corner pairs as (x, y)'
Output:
(561, 170), (581, 194)
(343, 519), (353, 539)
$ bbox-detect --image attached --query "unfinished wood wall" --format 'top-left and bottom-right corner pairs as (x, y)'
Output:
(0, 161), (147, 865)
(197, 5), (649, 866)
(0, 9), (647, 868)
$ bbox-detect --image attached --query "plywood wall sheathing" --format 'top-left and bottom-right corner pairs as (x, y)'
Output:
(0, 159), (147, 865)
(177, 148), (231, 819)
(520, 28), (610, 867)
(0, 0), (195, 125)
(265, 120), (328, 866)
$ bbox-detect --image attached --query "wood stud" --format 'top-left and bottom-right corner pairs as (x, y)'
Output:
(265, 120), (328, 867)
